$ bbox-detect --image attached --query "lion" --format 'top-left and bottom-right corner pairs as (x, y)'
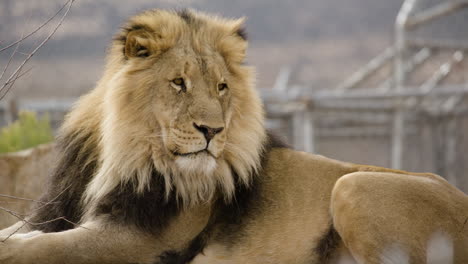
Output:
(0, 9), (467, 264)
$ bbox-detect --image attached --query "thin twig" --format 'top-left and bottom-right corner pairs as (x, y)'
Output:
(0, 194), (55, 205)
(0, 206), (26, 219)
(0, 201), (23, 204)
(0, 184), (89, 242)
(0, 67), (34, 101)
(16, 51), (31, 56)
(0, 0), (75, 100)
(0, 206), (88, 232)
(1, 221), (27, 242)
(0, 0), (71, 53)
(30, 216), (91, 230)
(0, 33), (23, 81)
(0, 204), (89, 243)
(29, 184), (72, 213)
(12, 67), (34, 80)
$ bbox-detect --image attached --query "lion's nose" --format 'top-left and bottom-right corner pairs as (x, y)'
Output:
(193, 123), (224, 143)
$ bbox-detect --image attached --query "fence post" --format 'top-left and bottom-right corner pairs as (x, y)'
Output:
(292, 110), (315, 153)
(391, 0), (415, 169)
(5, 98), (18, 124)
(292, 112), (304, 151)
(303, 110), (315, 153)
(444, 115), (458, 186)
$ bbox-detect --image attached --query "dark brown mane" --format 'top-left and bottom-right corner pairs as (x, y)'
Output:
(29, 131), (97, 232)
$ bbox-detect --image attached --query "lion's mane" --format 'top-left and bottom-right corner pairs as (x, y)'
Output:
(30, 9), (267, 231)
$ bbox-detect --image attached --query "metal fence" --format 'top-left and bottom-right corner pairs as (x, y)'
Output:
(263, 0), (468, 193)
(1, 0), (467, 193)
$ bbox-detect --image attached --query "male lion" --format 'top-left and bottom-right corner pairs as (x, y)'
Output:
(0, 9), (467, 264)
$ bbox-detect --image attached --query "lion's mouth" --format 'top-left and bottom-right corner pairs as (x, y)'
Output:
(173, 150), (205, 156)
(173, 149), (214, 157)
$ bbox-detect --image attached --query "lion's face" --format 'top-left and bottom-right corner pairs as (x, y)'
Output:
(79, 9), (267, 205)
(138, 46), (232, 174)
(108, 10), (252, 176)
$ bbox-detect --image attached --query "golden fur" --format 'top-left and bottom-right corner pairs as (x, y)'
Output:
(62, 9), (266, 210)
(0, 9), (467, 264)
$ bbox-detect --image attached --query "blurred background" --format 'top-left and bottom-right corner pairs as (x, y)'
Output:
(0, 0), (404, 97)
(0, 0), (468, 194)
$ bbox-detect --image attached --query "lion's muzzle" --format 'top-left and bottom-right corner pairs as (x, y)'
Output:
(193, 122), (224, 144)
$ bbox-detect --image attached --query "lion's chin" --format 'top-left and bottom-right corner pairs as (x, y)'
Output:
(174, 152), (217, 175)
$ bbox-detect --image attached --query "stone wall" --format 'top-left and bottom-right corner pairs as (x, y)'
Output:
(0, 144), (55, 229)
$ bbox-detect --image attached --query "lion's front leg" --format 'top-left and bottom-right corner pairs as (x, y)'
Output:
(0, 221), (35, 237)
(0, 220), (160, 264)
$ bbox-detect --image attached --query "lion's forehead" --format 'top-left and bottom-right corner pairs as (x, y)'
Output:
(170, 51), (226, 79)
(113, 9), (247, 67)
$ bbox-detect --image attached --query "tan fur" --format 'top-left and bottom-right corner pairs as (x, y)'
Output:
(1, 9), (467, 264)
(62, 9), (267, 210)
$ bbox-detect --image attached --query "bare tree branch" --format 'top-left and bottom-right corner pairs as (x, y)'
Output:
(0, 194), (56, 205)
(28, 185), (72, 213)
(0, 184), (89, 242)
(0, 67), (34, 101)
(0, 206), (89, 243)
(1, 221), (27, 242)
(0, 0), (71, 53)
(0, 2), (78, 241)
(0, 206), (27, 218)
(0, 0), (75, 100)
(0, 33), (23, 81)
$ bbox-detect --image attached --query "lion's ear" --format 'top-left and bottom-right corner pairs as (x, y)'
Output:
(124, 29), (156, 58)
(232, 18), (247, 41)
(217, 18), (248, 64)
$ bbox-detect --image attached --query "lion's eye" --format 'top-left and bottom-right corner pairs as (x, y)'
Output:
(172, 78), (186, 92)
(173, 78), (184, 86)
(218, 83), (228, 92)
